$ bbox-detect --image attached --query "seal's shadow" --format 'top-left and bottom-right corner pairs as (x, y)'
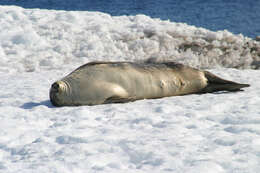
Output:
(21, 100), (54, 109)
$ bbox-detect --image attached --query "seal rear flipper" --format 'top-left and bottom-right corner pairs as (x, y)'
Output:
(201, 71), (250, 93)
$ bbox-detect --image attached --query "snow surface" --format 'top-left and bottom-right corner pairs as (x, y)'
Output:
(0, 6), (260, 173)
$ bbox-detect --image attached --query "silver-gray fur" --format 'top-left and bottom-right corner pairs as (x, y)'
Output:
(50, 61), (250, 106)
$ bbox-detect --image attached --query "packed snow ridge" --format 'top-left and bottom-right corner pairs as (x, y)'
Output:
(0, 6), (260, 74)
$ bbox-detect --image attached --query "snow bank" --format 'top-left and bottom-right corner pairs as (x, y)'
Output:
(0, 6), (259, 74)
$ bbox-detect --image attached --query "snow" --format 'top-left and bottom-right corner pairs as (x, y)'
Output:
(0, 5), (260, 173)
(1, 6), (260, 73)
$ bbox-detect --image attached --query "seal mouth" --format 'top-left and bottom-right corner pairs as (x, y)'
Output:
(50, 80), (71, 106)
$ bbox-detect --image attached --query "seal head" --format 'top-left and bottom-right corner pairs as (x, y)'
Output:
(50, 80), (72, 106)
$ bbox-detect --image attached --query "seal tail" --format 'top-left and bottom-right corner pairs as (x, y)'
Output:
(201, 71), (250, 93)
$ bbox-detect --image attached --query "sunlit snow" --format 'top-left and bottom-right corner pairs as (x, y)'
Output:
(0, 6), (260, 173)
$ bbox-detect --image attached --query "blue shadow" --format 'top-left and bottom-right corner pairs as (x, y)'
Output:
(20, 100), (55, 109)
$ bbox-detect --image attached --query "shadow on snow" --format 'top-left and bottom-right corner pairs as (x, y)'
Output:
(20, 100), (55, 109)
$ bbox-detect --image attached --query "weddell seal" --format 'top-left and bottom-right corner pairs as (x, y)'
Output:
(49, 61), (250, 106)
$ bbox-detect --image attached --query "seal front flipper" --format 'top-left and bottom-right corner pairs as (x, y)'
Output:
(200, 71), (250, 93)
(104, 96), (135, 104)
